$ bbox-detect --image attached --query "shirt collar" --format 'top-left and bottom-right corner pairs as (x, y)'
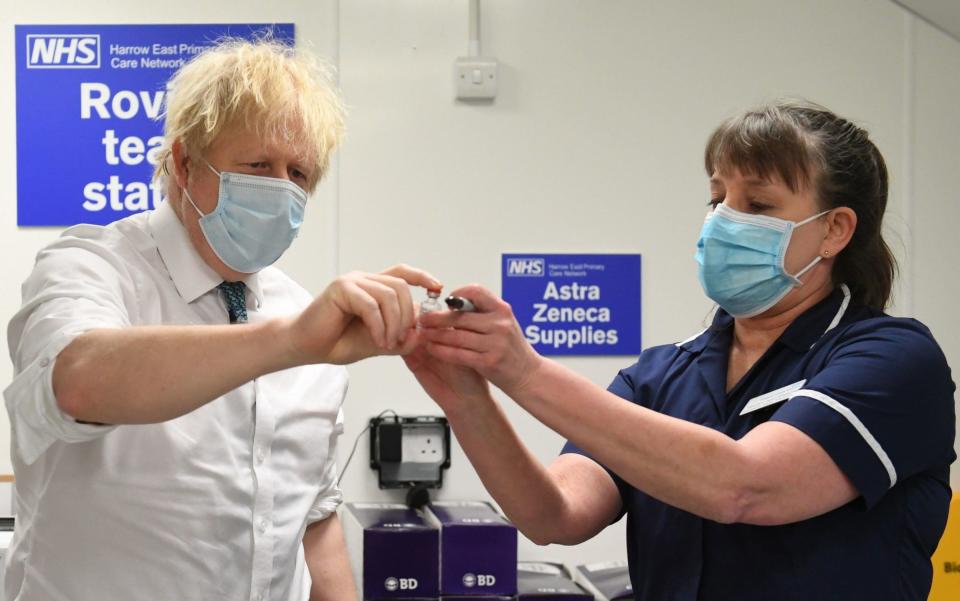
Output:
(148, 201), (264, 307)
(776, 283), (851, 352)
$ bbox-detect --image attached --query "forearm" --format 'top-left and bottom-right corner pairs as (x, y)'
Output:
(443, 396), (583, 544)
(305, 515), (358, 601)
(513, 359), (754, 523)
(53, 318), (299, 424)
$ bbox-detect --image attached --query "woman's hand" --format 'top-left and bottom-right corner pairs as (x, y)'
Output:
(416, 284), (545, 397)
(403, 345), (493, 415)
(286, 264), (440, 365)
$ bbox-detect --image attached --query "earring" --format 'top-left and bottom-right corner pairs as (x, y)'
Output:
(823, 250), (831, 258)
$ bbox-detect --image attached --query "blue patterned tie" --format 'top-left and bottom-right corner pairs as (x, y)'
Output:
(218, 281), (248, 324)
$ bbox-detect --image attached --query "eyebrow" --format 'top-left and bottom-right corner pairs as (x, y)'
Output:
(709, 176), (774, 188)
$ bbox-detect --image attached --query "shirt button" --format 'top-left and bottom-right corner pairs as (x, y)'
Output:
(258, 518), (268, 533)
(256, 448), (265, 464)
(39, 357), (50, 367)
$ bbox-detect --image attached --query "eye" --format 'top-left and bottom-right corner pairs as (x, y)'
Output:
(290, 168), (308, 182)
(707, 198), (723, 209)
(748, 200), (773, 212)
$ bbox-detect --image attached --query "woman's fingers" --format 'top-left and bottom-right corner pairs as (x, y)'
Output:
(418, 284), (509, 331)
(424, 340), (485, 371)
(419, 308), (495, 332)
(447, 284), (502, 312)
(421, 326), (488, 353)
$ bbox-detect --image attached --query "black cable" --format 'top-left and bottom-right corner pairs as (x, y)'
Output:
(336, 409), (397, 487)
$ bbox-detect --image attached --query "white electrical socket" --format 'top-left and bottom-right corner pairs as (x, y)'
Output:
(454, 56), (498, 100)
(401, 424), (446, 464)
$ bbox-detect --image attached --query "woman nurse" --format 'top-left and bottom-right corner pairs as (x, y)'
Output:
(407, 100), (956, 601)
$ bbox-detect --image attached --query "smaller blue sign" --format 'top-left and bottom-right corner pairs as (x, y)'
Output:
(501, 253), (642, 356)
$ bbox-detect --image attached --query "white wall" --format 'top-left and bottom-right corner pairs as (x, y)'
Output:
(1, 0), (958, 567)
(913, 19), (960, 410)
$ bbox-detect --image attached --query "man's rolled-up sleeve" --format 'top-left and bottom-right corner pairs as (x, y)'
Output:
(4, 238), (134, 465)
(306, 408), (345, 524)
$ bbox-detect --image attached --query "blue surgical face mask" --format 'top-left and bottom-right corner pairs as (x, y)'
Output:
(182, 161), (307, 273)
(695, 204), (828, 318)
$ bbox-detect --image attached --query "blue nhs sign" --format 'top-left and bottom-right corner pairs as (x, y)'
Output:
(15, 24), (295, 227)
(502, 254), (642, 357)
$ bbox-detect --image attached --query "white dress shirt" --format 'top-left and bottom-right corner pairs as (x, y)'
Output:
(3, 201), (348, 601)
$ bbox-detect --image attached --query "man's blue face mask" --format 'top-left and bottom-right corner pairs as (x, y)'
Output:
(695, 204), (828, 318)
(183, 161), (307, 274)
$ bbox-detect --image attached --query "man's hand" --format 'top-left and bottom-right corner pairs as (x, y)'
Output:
(286, 264), (440, 365)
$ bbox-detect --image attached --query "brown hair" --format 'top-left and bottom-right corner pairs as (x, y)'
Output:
(704, 100), (896, 310)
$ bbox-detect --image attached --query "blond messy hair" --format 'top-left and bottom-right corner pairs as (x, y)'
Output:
(154, 37), (345, 192)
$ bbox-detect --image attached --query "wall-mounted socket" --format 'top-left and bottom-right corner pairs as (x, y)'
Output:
(455, 56), (498, 100)
(401, 424), (446, 464)
(369, 415), (451, 489)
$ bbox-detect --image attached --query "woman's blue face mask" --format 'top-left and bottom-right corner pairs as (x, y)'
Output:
(695, 204), (828, 318)
(183, 161), (307, 274)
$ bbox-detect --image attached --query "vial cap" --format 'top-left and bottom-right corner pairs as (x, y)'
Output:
(427, 286), (443, 295)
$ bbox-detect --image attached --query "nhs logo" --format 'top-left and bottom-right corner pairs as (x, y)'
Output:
(506, 257), (545, 277)
(26, 34), (100, 69)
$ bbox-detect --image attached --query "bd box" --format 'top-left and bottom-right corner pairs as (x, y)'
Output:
(343, 502), (440, 600)
(425, 501), (518, 597)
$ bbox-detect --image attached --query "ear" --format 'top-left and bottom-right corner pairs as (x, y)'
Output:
(822, 207), (857, 258)
(170, 140), (191, 189)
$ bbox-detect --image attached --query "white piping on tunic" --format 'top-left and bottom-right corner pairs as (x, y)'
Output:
(790, 388), (898, 489)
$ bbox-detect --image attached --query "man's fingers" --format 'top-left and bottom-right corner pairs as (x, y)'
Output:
(395, 327), (422, 356)
(367, 273), (416, 337)
(354, 278), (403, 348)
(381, 264), (442, 291)
(339, 280), (387, 348)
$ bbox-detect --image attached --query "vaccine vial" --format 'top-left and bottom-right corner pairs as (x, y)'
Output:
(419, 287), (444, 316)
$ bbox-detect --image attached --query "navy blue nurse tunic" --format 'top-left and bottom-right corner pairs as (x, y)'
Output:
(563, 285), (956, 600)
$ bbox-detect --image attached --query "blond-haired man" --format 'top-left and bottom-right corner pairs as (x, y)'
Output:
(4, 39), (432, 601)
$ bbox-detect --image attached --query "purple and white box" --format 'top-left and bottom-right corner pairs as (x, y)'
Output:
(343, 503), (440, 600)
(425, 501), (518, 597)
(517, 562), (592, 600)
(575, 561), (632, 600)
